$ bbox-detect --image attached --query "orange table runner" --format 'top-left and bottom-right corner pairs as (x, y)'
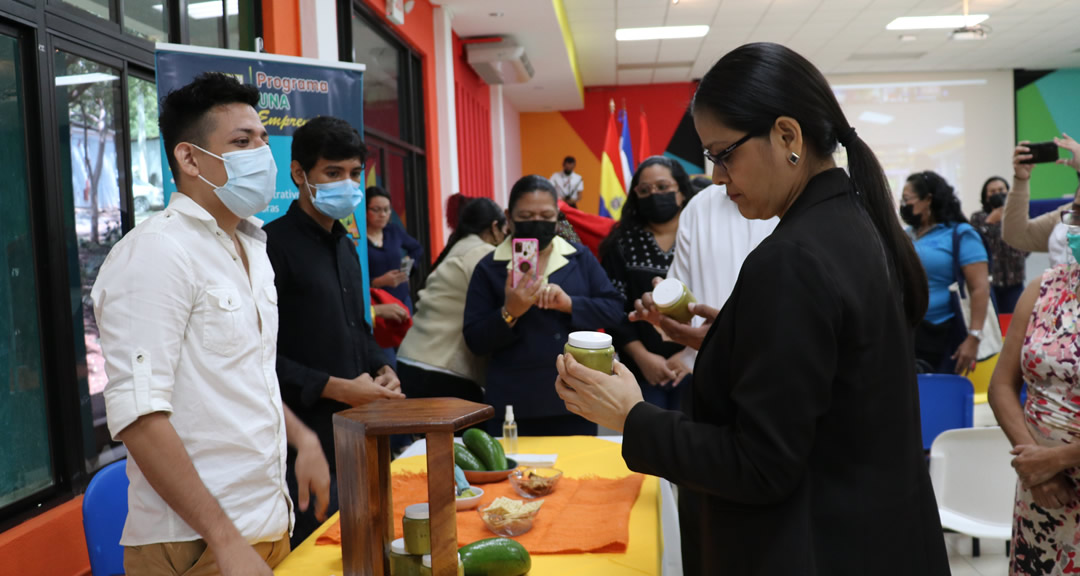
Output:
(317, 471), (644, 554)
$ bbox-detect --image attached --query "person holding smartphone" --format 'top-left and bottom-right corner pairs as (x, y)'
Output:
(463, 175), (623, 437)
(366, 186), (424, 313)
(1002, 135), (1080, 268)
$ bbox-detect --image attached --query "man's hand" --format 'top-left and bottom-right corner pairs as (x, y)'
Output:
(293, 429), (330, 523)
(373, 270), (408, 288)
(324, 373), (405, 406)
(374, 303), (409, 324)
(374, 366), (402, 394)
(215, 539), (274, 576)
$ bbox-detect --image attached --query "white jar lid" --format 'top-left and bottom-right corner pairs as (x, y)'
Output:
(652, 278), (686, 307)
(422, 553), (462, 567)
(391, 538), (408, 555)
(404, 503), (430, 520)
(567, 331), (612, 350)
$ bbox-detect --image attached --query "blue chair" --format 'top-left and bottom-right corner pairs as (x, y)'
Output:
(83, 459), (129, 576)
(918, 374), (974, 451)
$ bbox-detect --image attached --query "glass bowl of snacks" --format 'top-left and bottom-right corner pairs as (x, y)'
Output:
(477, 496), (543, 537)
(508, 467), (563, 499)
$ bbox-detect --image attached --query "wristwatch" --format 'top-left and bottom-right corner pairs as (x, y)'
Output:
(969, 329), (983, 341)
(501, 307), (516, 325)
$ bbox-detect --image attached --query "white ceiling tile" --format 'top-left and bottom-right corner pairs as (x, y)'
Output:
(657, 37), (704, 62)
(617, 40), (661, 64)
(617, 69), (655, 85)
(651, 66), (693, 83)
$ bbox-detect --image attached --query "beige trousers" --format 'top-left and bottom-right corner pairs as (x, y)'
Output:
(124, 534), (290, 576)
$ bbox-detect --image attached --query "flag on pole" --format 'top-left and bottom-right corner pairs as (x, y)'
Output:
(618, 107), (635, 190)
(638, 109), (651, 163)
(599, 99), (627, 220)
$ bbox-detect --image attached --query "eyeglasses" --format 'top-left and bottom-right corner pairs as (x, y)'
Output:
(1060, 210), (1080, 226)
(703, 132), (756, 177)
(633, 181), (678, 197)
(367, 206), (392, 215)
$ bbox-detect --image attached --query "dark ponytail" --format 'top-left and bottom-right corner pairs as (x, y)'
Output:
(430, 197), (506, 272)
(693, 42), (927, 327)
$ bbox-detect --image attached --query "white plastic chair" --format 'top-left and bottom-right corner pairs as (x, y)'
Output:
(929, 426), (1015, 556)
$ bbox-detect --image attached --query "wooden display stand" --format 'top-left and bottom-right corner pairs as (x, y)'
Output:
(333, 398), (494, 576)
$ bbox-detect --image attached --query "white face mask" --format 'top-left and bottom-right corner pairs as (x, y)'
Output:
(192, 144), (278, 218)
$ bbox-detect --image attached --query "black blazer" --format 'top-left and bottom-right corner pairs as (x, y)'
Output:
(622, 169), (949, 575)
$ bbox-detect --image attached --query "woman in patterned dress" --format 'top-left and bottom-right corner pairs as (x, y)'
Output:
(599, 156), (697, 410)
(989, 149), (1080, 575)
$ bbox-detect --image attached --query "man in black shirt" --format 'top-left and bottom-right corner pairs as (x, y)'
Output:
(264, 116), (405, 546)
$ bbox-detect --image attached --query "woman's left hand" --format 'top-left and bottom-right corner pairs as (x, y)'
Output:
(538, 283), (573, 314)
(1011, 444), (1066, 489)
(555, 354), (643, 433)
(951, 336), (979, 376)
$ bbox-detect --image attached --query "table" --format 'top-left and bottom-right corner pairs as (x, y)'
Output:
(273, 435), (681, 576)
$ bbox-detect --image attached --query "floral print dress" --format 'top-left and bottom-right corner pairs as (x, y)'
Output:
(1013, 265), (1080, 575)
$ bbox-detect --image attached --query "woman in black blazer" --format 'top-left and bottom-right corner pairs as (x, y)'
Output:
(554, 43), (950, 575)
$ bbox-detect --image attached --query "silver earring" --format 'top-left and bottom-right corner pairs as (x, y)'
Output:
(788, 152), (800, 165)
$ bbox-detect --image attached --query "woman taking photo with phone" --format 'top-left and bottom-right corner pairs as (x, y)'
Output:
(464, 175), (623, 437)
(1003, 135), (1080, 268)
(552, 43), (949, 575)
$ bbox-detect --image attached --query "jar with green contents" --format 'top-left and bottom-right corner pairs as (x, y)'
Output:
(564, 331), (614, 375)
(420, 553), (464, 576)
(390, 537), (422, 576)
(652, 278), (697, 323)
(403, 503), (431, 555)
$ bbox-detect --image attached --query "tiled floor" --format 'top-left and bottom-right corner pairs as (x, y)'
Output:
(946, 534), (1009, 576)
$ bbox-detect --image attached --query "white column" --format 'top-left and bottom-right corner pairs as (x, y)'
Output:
(490, 84), (507, 207)
(433, 5), (459, 241)
(300, 0), (339, 61)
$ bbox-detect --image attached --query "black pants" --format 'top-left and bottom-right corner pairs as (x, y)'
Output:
(398, 361), (484, 403)
(286, 451), (340, 548)
(914, 316), (967, 374)
(993, 284), (1024, 314)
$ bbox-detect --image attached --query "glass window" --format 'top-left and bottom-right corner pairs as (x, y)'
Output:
(352, 12), (401, 139)
(188, 0), (238, 48)
(124, 0), (169, 43)
(61, 0), (111, 21)
(54, 50), (126, 473)
(129, 76), (163, 226)
(0, 32), (53, 508)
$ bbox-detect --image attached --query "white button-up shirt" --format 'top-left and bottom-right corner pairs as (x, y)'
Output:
(668, 185), (777, 370)
(92, 193), (291, 546)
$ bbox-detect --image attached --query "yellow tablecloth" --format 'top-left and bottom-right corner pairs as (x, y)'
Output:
(273, 436), (661, 576)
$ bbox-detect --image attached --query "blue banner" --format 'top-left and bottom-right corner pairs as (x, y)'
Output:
(154, 44), (371, 326)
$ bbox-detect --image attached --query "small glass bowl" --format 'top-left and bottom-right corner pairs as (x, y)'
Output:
(477, 504), (538, 537)
(508, 467), (563, 499)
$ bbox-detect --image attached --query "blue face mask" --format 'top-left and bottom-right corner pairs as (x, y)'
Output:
(305, 175), (364, 220)
(1068, 227), (1080, 265)
(192, 144), (277, 219)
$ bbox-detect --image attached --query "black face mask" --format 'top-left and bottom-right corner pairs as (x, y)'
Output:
(513, 220), (558, 250)
(987, 193), (1006, 210)
(639, 192), (681, 223)
(899, 204), (923, 228)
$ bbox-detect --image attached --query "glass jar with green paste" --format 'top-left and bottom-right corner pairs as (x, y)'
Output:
(652, 278), (696, 323)
(565, 331), (614, 375)
(390, 537), (422, 576)
(420, 553), (464, 576)
(403, 503), (431, 555)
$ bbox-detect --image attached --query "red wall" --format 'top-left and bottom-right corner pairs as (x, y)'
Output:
(0, 497), (90, 576)
(453, 35), (493, 200)
(360, 0), (445, 252)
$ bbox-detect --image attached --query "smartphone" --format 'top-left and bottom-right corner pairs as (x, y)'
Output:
(512, 239), (539, 288)
(1022, 141), (1059, 164)
(399, 256), (414, 276)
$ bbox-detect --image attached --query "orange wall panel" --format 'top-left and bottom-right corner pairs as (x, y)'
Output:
(262, 1), (301, 57)
(0, 497), (90, 576)
(521, 112), (601, 215)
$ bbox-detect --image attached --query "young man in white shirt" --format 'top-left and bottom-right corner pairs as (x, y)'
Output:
(550, 155), (584, 208)
(92, 72), (330, 576)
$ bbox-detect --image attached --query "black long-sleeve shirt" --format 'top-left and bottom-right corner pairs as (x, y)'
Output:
(264, 201), (388, 470)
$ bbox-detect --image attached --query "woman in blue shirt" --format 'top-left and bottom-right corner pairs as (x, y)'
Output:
(464, 175), (624, 436)
(901, 171), (990, 375)
(367, 186), (424, 312)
